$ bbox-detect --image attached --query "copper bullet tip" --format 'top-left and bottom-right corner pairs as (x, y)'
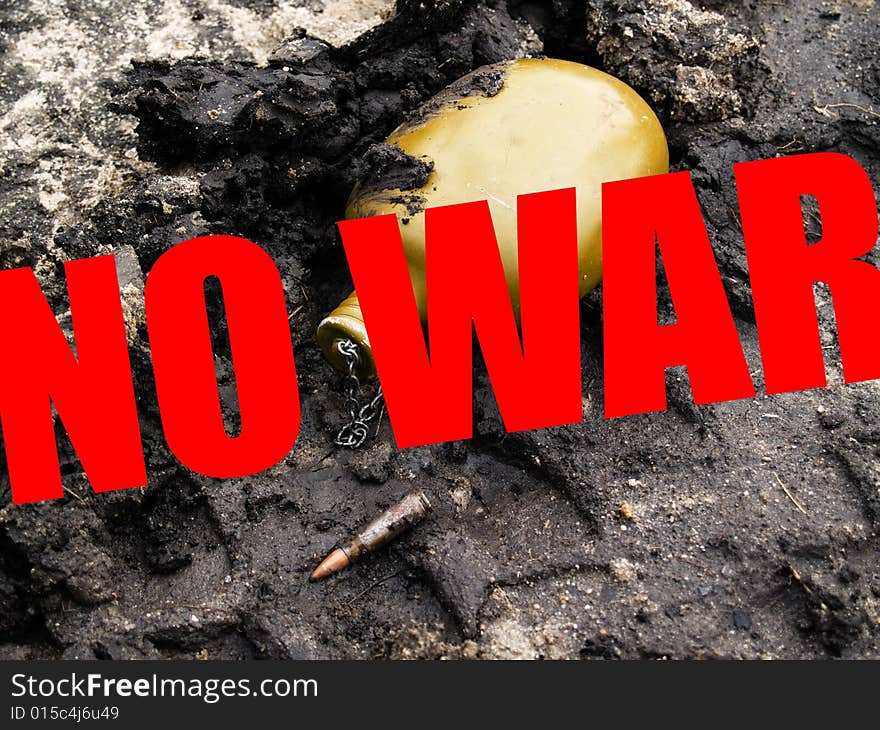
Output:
(310, 547), (351, 581)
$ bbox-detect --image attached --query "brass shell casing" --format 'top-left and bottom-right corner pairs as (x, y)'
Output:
(317, 58), (669, 375)
(344, 490), (432, 559)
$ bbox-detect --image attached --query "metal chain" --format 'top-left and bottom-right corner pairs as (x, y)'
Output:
(334, 339), (384, 448)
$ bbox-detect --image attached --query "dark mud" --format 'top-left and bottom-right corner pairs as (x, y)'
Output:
(353, 143), (434, 213)
(1, 0), (880, 659)
(393, 62), (508, 136)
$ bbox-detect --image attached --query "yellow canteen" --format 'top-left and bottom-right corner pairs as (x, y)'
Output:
(318, 58), (669, 376)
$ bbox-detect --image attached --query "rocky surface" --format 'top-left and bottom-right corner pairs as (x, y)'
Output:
(1, 0), (879, 659)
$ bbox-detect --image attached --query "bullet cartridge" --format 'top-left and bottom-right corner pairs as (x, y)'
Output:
(310, 491), (432, 581)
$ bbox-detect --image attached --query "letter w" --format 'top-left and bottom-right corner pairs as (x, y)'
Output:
(339, 188), (582, 448)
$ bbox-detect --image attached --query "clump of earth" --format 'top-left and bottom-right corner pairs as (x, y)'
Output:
(1, 0), (879, 659)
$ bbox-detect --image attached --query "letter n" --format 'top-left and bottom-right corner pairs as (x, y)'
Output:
(0, 256), (146, 504)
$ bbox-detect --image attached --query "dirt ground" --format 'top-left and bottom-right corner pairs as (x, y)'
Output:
(1, 0), (879, 659)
